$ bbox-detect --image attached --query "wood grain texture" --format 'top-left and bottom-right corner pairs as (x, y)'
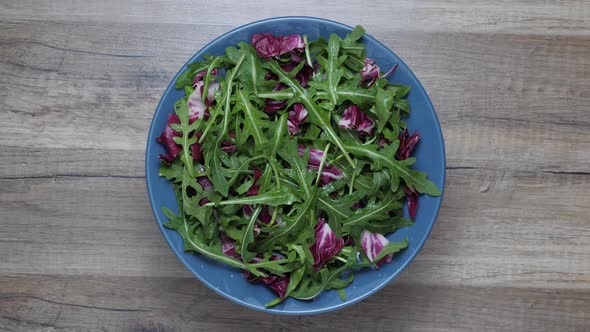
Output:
(1, 0), (589, 331)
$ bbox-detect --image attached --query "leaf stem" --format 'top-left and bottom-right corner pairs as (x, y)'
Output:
(349, 160), (357, 195)
(315, 143), (331, 184)
(303, 35), (313, 68)
(334, 256), (348, 263)
(202, 57), (223, 101)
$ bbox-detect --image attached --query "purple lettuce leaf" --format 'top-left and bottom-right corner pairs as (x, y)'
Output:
(251, 33), (282, 59)
(277, 34), (305, 54)
(220, 233), (240, 259)
(309, 218), (344, 271)
(264, 83), (288, 114)
(360, 230), (392, 268)
(261, 274), (290, 299)
(221, 236), (289, 298)
(188, 81), (218, 123)
(338, 105), (375, 135)
(197, 175), (213, 191)
(395, 129), (422, 220)
(156, 114), (181, 164)
(280, 61), (314, 88)
(251, 33), (305, 59)
(360, 58), (398, 86)
(360, 58), (380, 83)
(241, 255), (290, 299)
(395, 128), (421, 160)
(297, 146), (344, 185)
(405, 186), (418, 220)
(220, 130), (237, 154)
(192, 68), (218, 86)
(287, 103), (309, 135)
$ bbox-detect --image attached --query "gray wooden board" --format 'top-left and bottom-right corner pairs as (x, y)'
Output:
(1, 0), (589, 330)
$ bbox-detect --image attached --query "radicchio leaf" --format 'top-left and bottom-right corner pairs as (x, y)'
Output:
(396, 129), (422, 220)
(278, 34), (305, 54)
(197, 175), (213, 191)
(221, 237), (289, 298)
(156, 116), (208, 165)
(360, 58), (398, 86)
(360, 58), (380, 83)
(241, 255), (290, 299)
(298, 146), (344, 185)
(251, 33), (281, 59)
(360, 230), (392, 268)
(264, 83), (288, 114)
(309, 218), (344, 271)
(280, 61), (314, 87)
(220, 233), (240, 259)
(405, 186), (418, 220)
(338, 105), (375, 135)
(191, 132), (203, 162)
(378, 137), (391, 149)
(192, 68), (218, 86)
(196, 172), (214, 205)
(188, 81), (219, 123)
(251, 33), (305, 59)
(351, 201), (364, 209)
(396, 129), (421, 160)
(287, 103), (308, 135)
(343, 236), (355, 246)
(156, 114), (181, 164)
(221, 131), (237, 154)
(261, 274), (290, 299)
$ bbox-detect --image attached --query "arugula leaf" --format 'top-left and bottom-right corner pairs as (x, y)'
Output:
(342, 194), (402, 232)
(372, 238), (409, 263)
(236, 89), (270, 147)
(317, 189), (367, 236)
(205, 53), (246, 196)
(207, 186), (299, 207)
(175, 56), (218, 88)
(343, 141), (441, 196)
(265, 243), (311, 307)
(388, 84), (411, 98)
(314, 34), (346, 105)
(340, 25), (365, 57)
(159, 158), (184, 182)
(172, 100), (201, 178)
(240, 206), (262, 262)
(266, 60), (355, 168)
(162, 206), (245, 269)
(373, 88), (397, 133)
(270, 113), (288, 157)
(278, 140), (314, 199)
(256, 189), (318, 251)
(225, 42), (269, 95)
(290, 245), (359, 300)
(365, 216), (413, 234)
(308, 36), (328, 56)
(333, 76), (377, 109)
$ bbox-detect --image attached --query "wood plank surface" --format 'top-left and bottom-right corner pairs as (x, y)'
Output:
(1, 0), (589, 331)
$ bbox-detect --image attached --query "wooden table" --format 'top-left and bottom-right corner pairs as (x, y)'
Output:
(1, 1), (589, 331)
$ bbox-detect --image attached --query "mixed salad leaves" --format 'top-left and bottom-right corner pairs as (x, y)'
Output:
(157, 25), (440, 306)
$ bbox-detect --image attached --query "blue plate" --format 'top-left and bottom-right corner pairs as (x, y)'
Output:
(146, 16), (445, 315)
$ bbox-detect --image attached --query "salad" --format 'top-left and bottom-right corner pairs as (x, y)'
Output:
(156, 25), (440, 306)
